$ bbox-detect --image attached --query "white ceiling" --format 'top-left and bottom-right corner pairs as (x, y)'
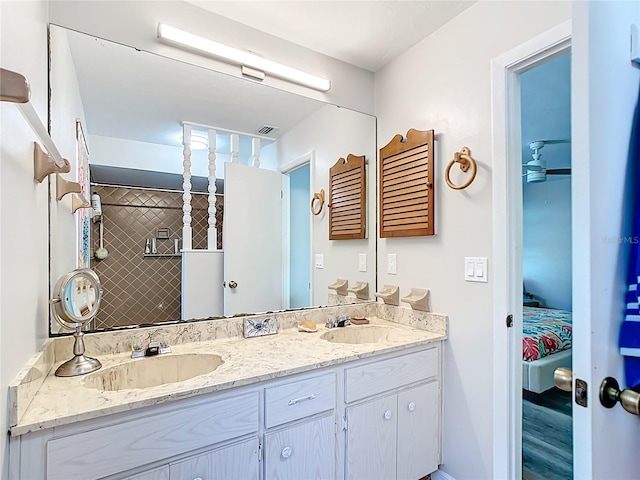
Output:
(62, 27), (325, 150)
(187, 1), (476, 72)
(60, 1), (477, 155)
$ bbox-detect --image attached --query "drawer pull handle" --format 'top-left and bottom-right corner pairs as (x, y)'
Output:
(282, 446), (293, 459)
(384, 410), (392, 420)
(408, 402), (416, 412)
(288, 394), (316, 405)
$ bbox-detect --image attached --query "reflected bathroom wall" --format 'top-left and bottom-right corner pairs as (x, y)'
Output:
(89, 186), (222, 329)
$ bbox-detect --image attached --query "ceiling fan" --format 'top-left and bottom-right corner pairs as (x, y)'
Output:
(522, 139), (571, 183)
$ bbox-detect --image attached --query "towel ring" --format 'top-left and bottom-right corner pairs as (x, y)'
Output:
(445, 147), (477, 190)
(311, 189), (325, 216)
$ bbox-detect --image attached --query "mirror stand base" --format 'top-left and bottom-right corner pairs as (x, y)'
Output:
(55, 354), (102, 377)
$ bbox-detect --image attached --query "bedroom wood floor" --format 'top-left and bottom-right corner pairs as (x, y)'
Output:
(522, 387), (573, 480)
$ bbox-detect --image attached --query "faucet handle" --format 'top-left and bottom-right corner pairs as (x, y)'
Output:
(155, 331), (171, 354)
(131, 333), (147, 358)
(325, 315), (337, 329)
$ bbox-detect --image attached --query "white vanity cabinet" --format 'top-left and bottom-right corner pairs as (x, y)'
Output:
(344, 348), (441, 480)
(345, 392), (398, 480)
(263, 373), (337, 480)
(12, 342), (442, 480)
(22, 391), (260, 480)
(168, 438), (259, 480)
(124, 466), (170, 480)
(122, 439), (258, 480)
(264, 415), (336, 479)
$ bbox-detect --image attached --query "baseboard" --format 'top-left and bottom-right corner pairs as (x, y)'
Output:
(432, 469), (457, 480)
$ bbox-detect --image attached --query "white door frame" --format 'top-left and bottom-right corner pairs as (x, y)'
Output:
(491, 21), (571, 480)
(280, 151), (315, 308)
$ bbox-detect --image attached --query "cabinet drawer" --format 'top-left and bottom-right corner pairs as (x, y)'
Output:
(345, 348), (438, 403)
(46, 392), (259, 480)
(264, 373), (336, 428)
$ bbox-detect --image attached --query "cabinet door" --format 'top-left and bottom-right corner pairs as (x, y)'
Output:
(346, 393), (397, 480)
(264, 415), (335, 480)
(123, 466), (169, 480)
(397, 381), (440, 480)
(169, 438), (259, 480)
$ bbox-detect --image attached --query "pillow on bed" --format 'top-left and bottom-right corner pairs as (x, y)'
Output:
(522, 307), (572, 362)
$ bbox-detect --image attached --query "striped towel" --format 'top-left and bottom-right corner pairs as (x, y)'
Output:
(619, 84), (640, 388)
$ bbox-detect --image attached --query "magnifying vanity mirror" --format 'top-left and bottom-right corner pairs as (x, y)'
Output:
(50, 269), (103, 376)
(48, 24), (377, 335)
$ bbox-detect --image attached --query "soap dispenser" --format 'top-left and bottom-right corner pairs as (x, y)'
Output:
(144, 239), (151, 254)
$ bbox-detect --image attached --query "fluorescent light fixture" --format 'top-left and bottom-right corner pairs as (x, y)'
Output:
(189, 134), (208, 150)
(181, 133), (208, 150)
(157, 23), (331, 92)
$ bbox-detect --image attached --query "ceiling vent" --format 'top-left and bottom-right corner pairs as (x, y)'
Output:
(256, 125), (278, 135)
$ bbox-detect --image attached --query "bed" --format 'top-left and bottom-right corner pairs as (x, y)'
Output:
(521, 306), (572, 393)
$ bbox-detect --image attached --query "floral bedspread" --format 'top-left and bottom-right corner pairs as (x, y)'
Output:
(522, 306), (572, 362)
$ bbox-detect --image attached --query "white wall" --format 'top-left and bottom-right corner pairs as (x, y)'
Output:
(521, 52), (572, 311)
(523, 180), (572, 310)
(0, 1), (50, 476)
(49, 25), (90, 295)
(48, 1), (374, 115)
(374, 1), (571, 478)
(268, 105), (377, 305)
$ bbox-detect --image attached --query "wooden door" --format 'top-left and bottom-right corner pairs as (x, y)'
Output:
(345, 393), (397, 480)
(223, 162), (283, 315)
(263, 415), (335, 480)
(396, 382), (440, 479)
(571, 2), (640, 478)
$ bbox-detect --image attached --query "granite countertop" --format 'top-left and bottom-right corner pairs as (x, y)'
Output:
(10, 315), (445, 436)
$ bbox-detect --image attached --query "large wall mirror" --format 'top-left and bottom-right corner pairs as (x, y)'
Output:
(48, 25), (377, 334)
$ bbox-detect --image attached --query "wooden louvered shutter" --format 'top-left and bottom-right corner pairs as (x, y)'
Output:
(329, 154), (366, 240)
(379, 129), (435, 238)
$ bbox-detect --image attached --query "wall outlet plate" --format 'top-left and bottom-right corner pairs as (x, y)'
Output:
(387, 253), (397, 274)
(359, 253), (367, 272)
(243, 317), (278, 338)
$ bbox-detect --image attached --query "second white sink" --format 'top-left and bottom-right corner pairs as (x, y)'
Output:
(320, 326), (404, 344)
(84, 354), (224, 391)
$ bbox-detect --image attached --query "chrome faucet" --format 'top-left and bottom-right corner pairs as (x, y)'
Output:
(131, 330), (172, 358)
(325, 315), (350, 329)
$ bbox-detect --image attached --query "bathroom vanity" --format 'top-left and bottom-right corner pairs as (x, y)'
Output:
(8, 305), (446, 480)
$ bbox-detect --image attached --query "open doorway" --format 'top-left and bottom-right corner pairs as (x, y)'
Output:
(287, 163), (311, 308)
(519, 52), (573, 480)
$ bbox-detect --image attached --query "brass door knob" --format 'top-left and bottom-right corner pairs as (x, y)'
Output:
(600, 377), (640, 416)
(554, 367), (573, 392)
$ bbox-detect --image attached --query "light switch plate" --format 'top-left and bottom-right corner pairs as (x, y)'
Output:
(387, 254), (397, 275)
(465, 257), (488, 282)
(359, 253), (367, 272)
(315, 254), (324, 269)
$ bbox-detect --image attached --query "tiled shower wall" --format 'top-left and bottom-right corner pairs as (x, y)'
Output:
(90, 186), (223, 329)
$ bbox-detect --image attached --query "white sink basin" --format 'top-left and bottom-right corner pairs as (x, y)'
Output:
(84, 354), (224, 391)
(320, 326), (404, 344)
